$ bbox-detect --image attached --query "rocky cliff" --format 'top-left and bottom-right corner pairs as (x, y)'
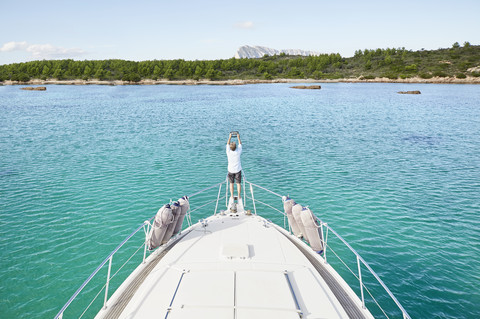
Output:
(235, 45), (320, 59)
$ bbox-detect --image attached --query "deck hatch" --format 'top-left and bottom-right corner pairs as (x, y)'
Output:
(221, 243), (250, 259)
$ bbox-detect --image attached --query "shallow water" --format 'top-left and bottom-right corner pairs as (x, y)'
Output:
(1, 83), (479, 318)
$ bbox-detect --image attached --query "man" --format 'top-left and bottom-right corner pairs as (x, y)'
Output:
(226, 132), (242, 206)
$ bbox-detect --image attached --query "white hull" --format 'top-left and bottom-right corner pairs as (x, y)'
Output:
(96, 213), (372, 319)
(54, 178), (410, 319)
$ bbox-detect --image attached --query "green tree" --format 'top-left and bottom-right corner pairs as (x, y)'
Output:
(384, 55), (392, 65)
(84, 66), (92, 78)
(405, 64), (418, 72)
(312, 71), (324, 79)
(42, 65), (50, 78)
(15, 73), (30, 82)
(205, 68), (216, 80)
(94, 69), (104, 80)
(52, 68), (63, 79)
(194, 66), (204, 78)
(164, 68), (174, 80)
(364, 60), (372, 70)
(130, 73), (141, 82)
(122, 73), (141, 82)
(153, 65), (162, 79)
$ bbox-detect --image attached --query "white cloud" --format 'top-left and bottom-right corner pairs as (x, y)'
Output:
(26, 44), (86, 58)
(234, 21), (254, 29)
(0, 41), (29, 52)
(0, 41), (86, 59)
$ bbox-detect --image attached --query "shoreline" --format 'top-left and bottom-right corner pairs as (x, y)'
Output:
(2, 76), (480, 86)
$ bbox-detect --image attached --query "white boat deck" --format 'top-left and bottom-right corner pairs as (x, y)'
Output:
(97, 212), (372, 319)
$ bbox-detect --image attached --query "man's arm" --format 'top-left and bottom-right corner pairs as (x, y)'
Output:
(227, 133), (232, 145)
(237, 132), (242, 145)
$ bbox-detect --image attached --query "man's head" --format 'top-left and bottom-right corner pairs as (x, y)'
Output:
(230, 142), (237, 151)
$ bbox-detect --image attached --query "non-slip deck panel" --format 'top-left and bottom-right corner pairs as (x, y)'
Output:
(280, 232), (367, 319)
(102, 231), (191, 319)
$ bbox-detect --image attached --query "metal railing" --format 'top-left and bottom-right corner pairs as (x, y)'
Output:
(244, 180), (411, 319)
(54, 181), (226, 319)
(54, 177), (410, 319)
(322, 224), (411, 319)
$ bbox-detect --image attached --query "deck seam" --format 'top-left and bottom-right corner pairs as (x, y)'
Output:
(279, 231), (368, 319)
(101, 231), (192, 319)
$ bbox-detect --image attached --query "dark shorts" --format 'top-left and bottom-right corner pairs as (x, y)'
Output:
(228, 171), (242, 184)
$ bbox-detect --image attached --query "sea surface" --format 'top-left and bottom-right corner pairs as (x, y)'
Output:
(1, 83), (479, 319)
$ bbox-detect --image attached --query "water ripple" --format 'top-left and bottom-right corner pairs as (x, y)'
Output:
(1, 83), (479, 318)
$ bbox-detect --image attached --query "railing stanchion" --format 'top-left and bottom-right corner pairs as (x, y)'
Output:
(143, 225), (148, 264)
(242, 170), (246, 208)
(214, 183), (222, 215)
(104, 256), (113, 309)
(54, 180), (411, 319)
(249, 183), (257, 215)
(225, 176), (228, 208)
(357, 255), (365, 309)
(324, 224), (329, 263)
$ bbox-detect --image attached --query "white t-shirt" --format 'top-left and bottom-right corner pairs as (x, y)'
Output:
(226, 143), (242, 173)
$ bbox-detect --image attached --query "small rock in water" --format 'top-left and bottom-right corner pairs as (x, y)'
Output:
(291, 85), (321, 90)
(397, 90), (421, 94)
(21, 87), (47, 91)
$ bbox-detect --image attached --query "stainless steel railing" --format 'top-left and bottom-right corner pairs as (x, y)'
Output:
(244, 180), (411, 319)
(54, 181), (226, 319)
(55, 177), (410, 319)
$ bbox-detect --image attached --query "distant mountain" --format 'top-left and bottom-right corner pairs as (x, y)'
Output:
(235, 45), (320, 59)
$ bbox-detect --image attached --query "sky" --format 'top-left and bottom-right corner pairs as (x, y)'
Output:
(1, 0), (479, 65)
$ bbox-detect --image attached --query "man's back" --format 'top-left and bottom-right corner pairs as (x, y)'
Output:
(226, 143), (242, 173)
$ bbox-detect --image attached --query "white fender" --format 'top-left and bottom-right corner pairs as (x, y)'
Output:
(300, 207), (324, 253)
(292, 203), (307, 240)
(147, 204), (174, 250)
(162, 202), (180, 244)
(174, 196), (189, 235)
(282, 196), (301, 237)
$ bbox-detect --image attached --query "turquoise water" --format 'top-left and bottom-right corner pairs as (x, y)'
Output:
(1, 83), (479, 318)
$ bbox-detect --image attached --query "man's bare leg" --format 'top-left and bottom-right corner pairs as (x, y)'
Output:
(236, 183), (241, 199)
(230, 181), (234, 199)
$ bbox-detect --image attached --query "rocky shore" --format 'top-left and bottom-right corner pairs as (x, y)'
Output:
(3, 76), (480, 86)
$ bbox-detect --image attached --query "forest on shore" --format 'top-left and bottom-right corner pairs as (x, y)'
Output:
(1, 42), (479, 83)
